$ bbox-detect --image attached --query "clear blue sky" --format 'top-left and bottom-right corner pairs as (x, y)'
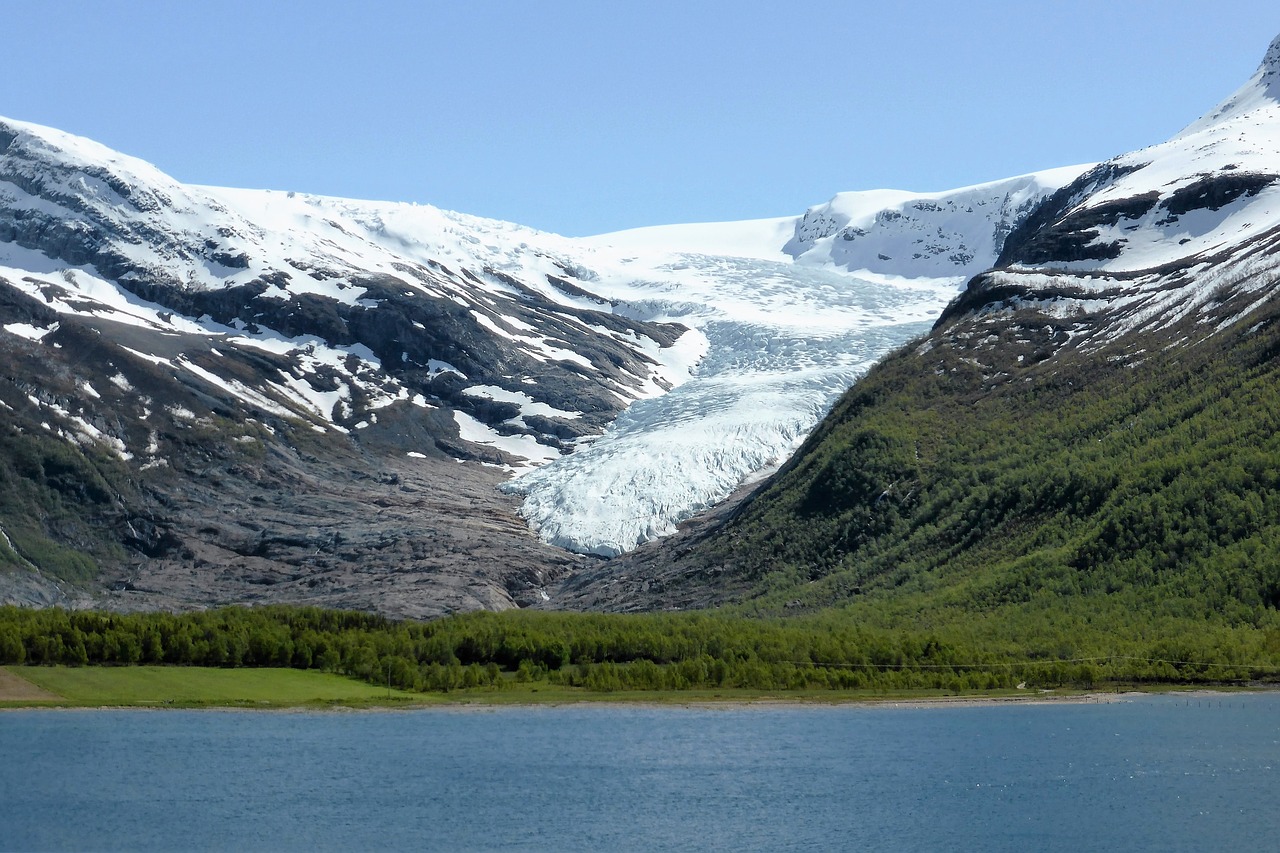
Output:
(5, 1), (1278, 236)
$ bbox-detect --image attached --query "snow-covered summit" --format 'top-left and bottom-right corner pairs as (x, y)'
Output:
(943, 33), (1280, 359)
(1008, 36), (1280, 277)
(782, 166), (1090, 280)
(1180, 32), (1280, 135)
(0, 113), (1081, 561)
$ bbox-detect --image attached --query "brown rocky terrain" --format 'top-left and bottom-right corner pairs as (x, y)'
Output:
(102, 447), (587, 621)
(1, 422), (587, 620)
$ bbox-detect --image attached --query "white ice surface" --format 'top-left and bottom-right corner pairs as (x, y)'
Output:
(500, 251), (964, 556)
(0, 113), (1085, 556)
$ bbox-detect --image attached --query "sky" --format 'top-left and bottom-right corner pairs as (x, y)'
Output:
(5, 1), (1279, 236)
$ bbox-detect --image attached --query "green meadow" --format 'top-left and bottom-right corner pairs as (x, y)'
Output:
(1, 664), (1087, 709)
(5, 665), (419, 708)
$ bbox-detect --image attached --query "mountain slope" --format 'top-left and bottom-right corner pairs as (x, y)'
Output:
(946, 33), (1280, 345)
(0, 112), (1084, 611)
(0, 118), (695, 446)
(555, 34), (1280, 622)
(507, 169), (1082, 555)
(0, 116), (711, 615)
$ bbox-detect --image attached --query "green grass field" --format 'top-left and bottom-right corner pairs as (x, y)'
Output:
(5, 666), (420, 708)
(1, 664), (1082, 709)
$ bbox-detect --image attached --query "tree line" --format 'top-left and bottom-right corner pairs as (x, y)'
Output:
(2, 605), (1276, 694)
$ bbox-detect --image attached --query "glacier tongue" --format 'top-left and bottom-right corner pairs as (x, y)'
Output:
(501, 255), (950, 556)
(0, 112), (1084, 560)
(497, 169), (1086, 557)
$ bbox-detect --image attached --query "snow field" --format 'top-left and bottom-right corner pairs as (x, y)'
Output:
(0, 113), (1084, 557)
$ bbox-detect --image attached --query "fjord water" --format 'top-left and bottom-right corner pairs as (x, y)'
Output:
(3, 694), (1277, 852)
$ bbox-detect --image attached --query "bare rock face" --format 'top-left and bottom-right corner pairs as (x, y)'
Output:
(0, 280), (590, 617)
(0, 118), (694, 615)
(104, 448), (586, 621)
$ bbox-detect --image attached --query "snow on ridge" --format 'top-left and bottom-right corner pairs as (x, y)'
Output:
(0, 111), (1087, 558)
(580, 216), (798, 261)
(0, 115), (181, 194)
(783, 165), (1092, 280)
(1178, 33), (1280, 137)
(943, 35), (1280, 374)
(1007, 37), (1280, 280)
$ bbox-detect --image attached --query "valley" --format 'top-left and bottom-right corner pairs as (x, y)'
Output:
(3, 34), (1280, 666)
(0, 114), (1076, 612)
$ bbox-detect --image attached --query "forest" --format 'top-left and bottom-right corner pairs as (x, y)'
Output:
(2, 604), (1277, 695)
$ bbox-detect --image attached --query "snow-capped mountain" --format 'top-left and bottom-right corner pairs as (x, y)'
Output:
(938, 34), (1280, 356)
(784, 166), (1085, 279)
(0, 117), (696, 456)
(550, 33), (1280, 615)
(0, 113), (1082, 610)
(507, 168), (1085, 556)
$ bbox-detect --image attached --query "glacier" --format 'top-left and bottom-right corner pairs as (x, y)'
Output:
(501, 258), (943, 556)
(496, 170), (1087, 556)
(0, 113), (1086, 559)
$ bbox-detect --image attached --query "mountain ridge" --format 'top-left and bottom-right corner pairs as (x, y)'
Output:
(0, 111), (1086, 612)
(552, 33), (1280, 619)
(0, 108), (1085, 612)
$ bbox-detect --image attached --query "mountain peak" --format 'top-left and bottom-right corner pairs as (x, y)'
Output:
(1178, 33), (1280, 136)
(1264, 32), (1280, 80)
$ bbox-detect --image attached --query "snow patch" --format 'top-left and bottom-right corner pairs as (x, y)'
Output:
(453, 411), (561, 470)
(462, 385), (582, 420)
(3, 321), (57, 342)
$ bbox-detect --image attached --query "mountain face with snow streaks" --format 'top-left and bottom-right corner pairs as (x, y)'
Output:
(0, 117), (700, 613)
(940, 34), (1280, 355)
(0, 119), (694, 456)
(0, 112), (1080, 611)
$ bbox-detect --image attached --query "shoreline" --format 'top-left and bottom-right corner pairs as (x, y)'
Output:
(3, 687), (1273, 713)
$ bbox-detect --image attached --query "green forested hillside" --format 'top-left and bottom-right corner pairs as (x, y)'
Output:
(687, 294), (1280, 642)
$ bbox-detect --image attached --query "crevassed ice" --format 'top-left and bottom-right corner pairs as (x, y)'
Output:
(502, 256), (948, 556)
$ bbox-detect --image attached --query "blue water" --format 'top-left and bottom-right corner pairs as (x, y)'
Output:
(2, 693), (1278, 852)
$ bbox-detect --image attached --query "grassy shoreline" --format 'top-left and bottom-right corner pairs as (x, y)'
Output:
(2, 665), (1268, 711)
